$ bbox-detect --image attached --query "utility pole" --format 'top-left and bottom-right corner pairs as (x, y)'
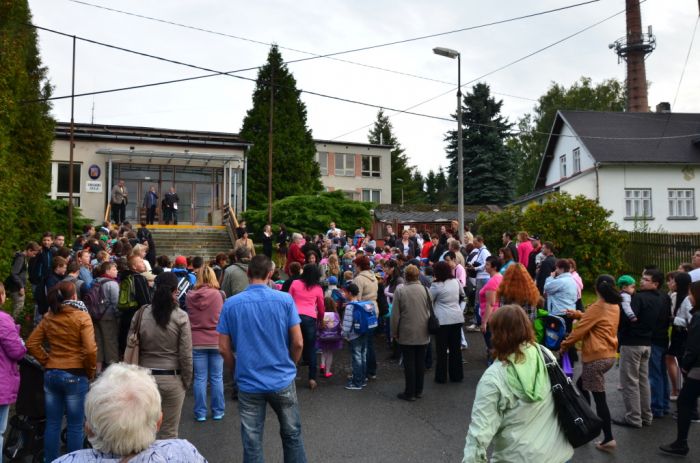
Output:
(68, 36), (76, 238)
(267, 66), (274, 224)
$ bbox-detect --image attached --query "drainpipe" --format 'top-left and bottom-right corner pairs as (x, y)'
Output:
(594, 162), (601, 203)
(243, 151), (248, 212)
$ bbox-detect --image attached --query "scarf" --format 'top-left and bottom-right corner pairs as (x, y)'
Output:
(63, 299), (89, 313)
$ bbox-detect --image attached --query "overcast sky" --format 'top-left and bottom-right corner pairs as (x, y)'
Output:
(28, 0), (700, 175)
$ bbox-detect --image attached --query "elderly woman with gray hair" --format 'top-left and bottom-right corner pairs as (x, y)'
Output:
(284, 232), (306, 274)
(54, 363), (206, 462)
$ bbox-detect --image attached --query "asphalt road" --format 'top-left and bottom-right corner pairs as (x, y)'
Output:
(179, 332), (700, 463)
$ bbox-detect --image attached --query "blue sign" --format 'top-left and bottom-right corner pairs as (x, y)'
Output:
(88, 164), (101, 180)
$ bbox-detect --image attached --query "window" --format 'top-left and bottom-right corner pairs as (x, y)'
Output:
(316, 151), (328, 176)
(573, 148), (581, 174)
(362, 189), (381, 203)
(51, 162), (81, 206)
(342, 190), (356, 200)
(668, 189), (695, 218)
(361, 155), (381, 177)
(625, 189), (652, 218)
(559, 154), (567, 178)
(336, 153), (355, 176)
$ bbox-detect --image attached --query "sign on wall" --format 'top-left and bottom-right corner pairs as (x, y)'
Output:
(86, 181), (103, 193)
(88, 164), (101, 180)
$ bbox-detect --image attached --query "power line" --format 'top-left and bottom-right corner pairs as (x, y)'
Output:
(672, 15), (699, 109)
(65, 0), (596, 98)
(330, 1), (641, 140)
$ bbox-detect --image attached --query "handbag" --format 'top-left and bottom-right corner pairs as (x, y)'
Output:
(424, 286), (440, 335)
(123, 305), (147, 365)
(538, 345), (603, 448)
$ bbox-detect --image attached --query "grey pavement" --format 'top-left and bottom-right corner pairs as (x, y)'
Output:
(179, 332), (700, 462)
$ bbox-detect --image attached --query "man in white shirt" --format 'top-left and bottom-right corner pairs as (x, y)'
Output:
(688, 249), (700, 282)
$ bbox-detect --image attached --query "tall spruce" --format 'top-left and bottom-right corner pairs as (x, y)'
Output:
(367, 109), (423, 204)
(0, 0), (55, 274)
(240, 45), (322, 210)
(444, 83), (513, 205)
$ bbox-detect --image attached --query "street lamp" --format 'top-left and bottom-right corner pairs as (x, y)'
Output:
(433, 46), (464, 244)
(396, 177), (405, 207)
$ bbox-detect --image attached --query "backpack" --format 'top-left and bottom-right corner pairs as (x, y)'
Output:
(350, 301), (378, 335)
(176, 274), (192, 311)
(84, 279), (108, 320)
(543, 314), (567, 351)
(118, 275), (139, 311)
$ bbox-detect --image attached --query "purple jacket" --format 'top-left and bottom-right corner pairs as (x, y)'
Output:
(0, 311), (26, 405)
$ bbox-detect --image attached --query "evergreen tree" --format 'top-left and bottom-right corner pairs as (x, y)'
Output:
(435, 167), (450, 204)
(0, 0), (55, 274)
(444, 83), (513, 205)
(367, 109), (422, 204)
(240, 45), (322, 210)
(424, 170), (438, 204)
(508, 77), (625, 196)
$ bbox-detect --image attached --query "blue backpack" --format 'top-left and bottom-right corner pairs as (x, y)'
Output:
(350, 301), (378, 335)
(543, 314), (567, 351)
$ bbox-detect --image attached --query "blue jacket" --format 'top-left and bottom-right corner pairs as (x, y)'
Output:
(543, 272), (578, 316)
(144, 191), (158, 208)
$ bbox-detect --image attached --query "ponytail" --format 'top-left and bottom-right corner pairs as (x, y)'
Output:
(47, 281), (77, 314)
(596, 275), (622, 305)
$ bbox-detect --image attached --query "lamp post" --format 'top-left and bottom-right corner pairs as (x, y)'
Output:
(433, 47), (464, 244)
(396, 177), (405, 207)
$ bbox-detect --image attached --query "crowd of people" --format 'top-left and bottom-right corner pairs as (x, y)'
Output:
(1, 218), (700, 462)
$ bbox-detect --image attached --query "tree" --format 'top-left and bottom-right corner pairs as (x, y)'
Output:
(509, 77), (626, 196)
(444, 83), (514, 205)
(0, 0), (56, 276)
(367, 109), (423, 204)
(240, 45), (322, 211)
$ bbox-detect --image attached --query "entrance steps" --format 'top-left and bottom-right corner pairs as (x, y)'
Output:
(148, 226), (234, 263)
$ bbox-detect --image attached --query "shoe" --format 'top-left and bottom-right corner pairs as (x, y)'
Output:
(195, 416), (206, 422)
(466, 324), (480, 332)
(595, 440), (617, 452)
(319, 366), (326, 375)
(308, 379), (318, 391)
(659, 442), (689, 456)
(361, 379), (368, 387)
(368, 374), (377, 380)
(670, 395), (679, 401)
(345, 383), (363, 390)
(612, 417), (642, 429)
(397, 393), (416, 402)
(323, 372), (333, 378)
(213, 414), (224, 421)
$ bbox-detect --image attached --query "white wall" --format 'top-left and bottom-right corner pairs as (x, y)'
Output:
(559, 170), (597, 198)
(545, 123), (596, 186)
(598, 165), (700, 232)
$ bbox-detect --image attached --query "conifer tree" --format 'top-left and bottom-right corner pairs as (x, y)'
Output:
(240, 45), (322, 210)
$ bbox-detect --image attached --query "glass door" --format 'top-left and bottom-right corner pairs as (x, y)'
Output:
(177, 184), (193, 224)
(194, 184), (212, 225)
(123, 179), (140, 223)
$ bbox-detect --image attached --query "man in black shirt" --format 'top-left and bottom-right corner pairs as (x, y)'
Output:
(535, 241), (556, 295)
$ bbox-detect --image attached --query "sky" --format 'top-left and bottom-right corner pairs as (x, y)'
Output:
(27, 0), (700, 176)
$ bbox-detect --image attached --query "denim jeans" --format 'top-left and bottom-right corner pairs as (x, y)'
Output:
(366, 328), (377, 377)
(299, 315), (317, 381)
(238, 382), (307, 463)
(44, 369), (89, 462)
(649, 344), (670, 416)
(349, 335), (368, 387)
(0, 404), (9, 455)
(193, 349), (225, 419)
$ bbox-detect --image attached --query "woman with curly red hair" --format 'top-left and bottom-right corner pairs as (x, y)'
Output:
(497, 263), (541, 320)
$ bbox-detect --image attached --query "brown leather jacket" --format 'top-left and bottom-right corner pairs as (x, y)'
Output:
(27, 305), (97, 378)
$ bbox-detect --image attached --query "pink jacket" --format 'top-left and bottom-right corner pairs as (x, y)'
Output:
(289, 279), (325, 319)
(186, 286), (225, 347)
(517, 240), (534, 267)
(0, 311), (27, 405)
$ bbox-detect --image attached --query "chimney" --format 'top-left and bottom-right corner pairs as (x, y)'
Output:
(656, 102), (671, 113)
(610, 1), (656, 112)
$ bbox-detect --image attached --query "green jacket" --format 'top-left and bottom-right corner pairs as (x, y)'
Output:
(463, 343), (573, 463)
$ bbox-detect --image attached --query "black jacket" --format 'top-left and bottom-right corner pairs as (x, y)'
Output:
(506, 241), (519, 263)
(536, 255), (556, 295)
(28, 247), (53, 285)
(619, 289), (663, 346)
(5, 252), (27, 291)
(651, 291), (672, 348)
(681, 310), (700, 372)
(527, 246), (541, 278)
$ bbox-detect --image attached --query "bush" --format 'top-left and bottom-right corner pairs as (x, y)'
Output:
(475, 193), (626, 285)
(243, 191), (373, 236)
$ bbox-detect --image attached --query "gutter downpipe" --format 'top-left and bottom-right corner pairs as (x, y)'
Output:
(243, 149), (248, 212)
(595, 162), (601, 203)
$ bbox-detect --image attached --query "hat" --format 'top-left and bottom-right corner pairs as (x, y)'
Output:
(529, 234), (541, 241)
(617, 275), (635, 287)
(100, 235), (108, 242)
(327, 276), (338, 286)
(174, 256), (187, 267)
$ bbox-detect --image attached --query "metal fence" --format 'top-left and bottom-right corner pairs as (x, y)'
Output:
(623, 231), (700, 275)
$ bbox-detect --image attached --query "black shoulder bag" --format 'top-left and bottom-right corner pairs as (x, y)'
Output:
(538, 345), (602, 448)
(424, 286), (440, 335)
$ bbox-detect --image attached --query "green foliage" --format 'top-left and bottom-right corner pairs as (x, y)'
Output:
(243, 191), (372, 236)
(424, 167), (450, 204)
(475, 193), (627, 285)
(0, 1), (56, 277)
(510, 77), (626, 196)
(240, 45), (322, 210)
(367, 109), (424, 204)
(444, 83), (514, 205)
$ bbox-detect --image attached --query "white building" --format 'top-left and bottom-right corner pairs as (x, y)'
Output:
(513, 110), (700, 232)
(314, 140), (392, 204)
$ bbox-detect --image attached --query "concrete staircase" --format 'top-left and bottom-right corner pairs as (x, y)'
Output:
(149, 226), (234, 263)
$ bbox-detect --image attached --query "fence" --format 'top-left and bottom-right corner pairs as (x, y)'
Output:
(623, 231), (700, 275)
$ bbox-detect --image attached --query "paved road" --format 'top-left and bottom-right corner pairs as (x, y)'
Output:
(179, 332), (700, 462)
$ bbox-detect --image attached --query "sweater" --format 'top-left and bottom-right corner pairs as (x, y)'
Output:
(186, 286), (225, 347)
(390, 281), (430, 345)
(560, 300), (620, 362)
(354, 271), (379, 313)
(0, 311), (26, 405)
(288, 279), (325, 319)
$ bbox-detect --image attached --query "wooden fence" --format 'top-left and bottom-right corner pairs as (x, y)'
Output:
(624, 232), (700, 275)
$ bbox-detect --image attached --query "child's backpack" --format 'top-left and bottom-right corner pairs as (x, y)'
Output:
(83, 279), (108, 320)
(543, 314), (567, 351)
(318, 313), (342, 342)
(350, 301), (378, 335)
(118, 275), (138, 311)
(175, 274), (192, 311)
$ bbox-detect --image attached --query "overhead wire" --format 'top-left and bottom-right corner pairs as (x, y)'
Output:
(672, 14), (699, 109)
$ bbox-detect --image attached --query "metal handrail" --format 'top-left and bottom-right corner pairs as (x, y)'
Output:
(104, 203), (111, 223)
